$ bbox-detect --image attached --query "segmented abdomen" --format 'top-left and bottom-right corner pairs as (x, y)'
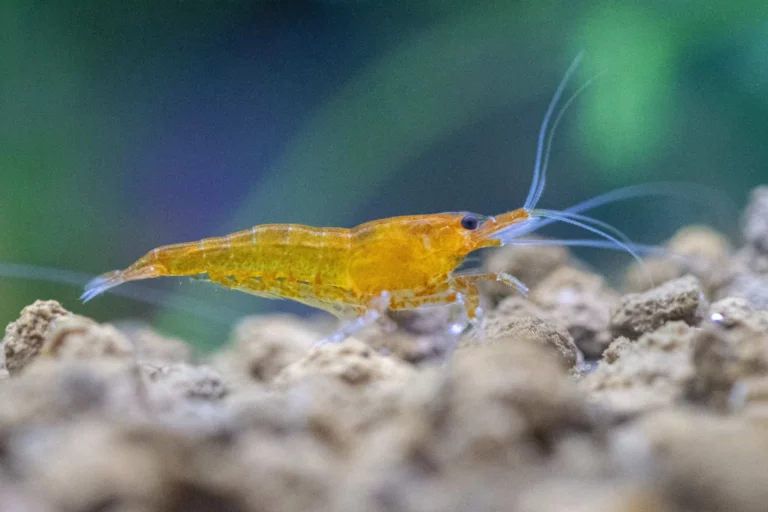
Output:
(153, 224), (353, 290)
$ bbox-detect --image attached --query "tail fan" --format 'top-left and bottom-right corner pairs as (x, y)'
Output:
(0, 262), (245, 323)
(80, 270), (124, 303)
(80, 261), (164, 302)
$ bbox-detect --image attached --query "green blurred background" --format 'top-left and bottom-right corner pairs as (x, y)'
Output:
(2, 1), (767, 350)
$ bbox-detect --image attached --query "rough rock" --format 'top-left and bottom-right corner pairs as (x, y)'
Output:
(387, 307), (454, 335)
(9, 421), (168, 511)
(716, 256), (768, 309)
(140, 362), (230, 429)
(8, 418), (339, 512)
(360, 328), (453, 364)
(710, 187), (768, 308)
(3, 300), (70, 375)
(581, 322), (698, 416)
(40, 315), (134, 361)
(446, 341), (592, 465)
(212, 315), (316, 387)
(707, 297), (762, 328)
(516, 480), (672, 512)
(494, 295), (552, 318)
(531, 266), (619, 357)
(613, 410), (768, 512)
(470, 307), (581, 368)
(266, 339), (416, 442)
(687, 299), (768, 411)
(274, 338), (413, 390)
(355, 307), (460, 364)
(0, 359), (147, 429)
(143, 363), (228, 401)
(337, 340), (599, 512)
(611, 275), (705, 339)
(625, 225), (731, 294)
(120, 324), (193, 364)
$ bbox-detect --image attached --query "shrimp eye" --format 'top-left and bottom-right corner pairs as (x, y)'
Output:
(461, 214), (480, 230)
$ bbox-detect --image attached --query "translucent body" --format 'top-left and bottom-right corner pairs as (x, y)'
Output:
(84, 210), (530, 321)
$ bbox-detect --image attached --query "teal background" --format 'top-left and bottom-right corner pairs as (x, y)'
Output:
(2, 1), (766, 349)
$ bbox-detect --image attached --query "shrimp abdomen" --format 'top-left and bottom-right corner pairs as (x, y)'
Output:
(83, 224), (354, 302)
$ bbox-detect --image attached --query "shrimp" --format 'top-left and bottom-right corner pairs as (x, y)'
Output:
(81, 210), (533, 341)
(78, 54), (657, 343)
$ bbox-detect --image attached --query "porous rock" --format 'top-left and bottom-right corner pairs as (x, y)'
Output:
(387, 307), (454, 335)
(710, 187), (768, 308)
(360, 328), (453, 365)
(269, 339), (416, 442)
(531, 266), (619, 357)
(3, 300), (70, 375)
(446, 340), (592, 465)
(0, 359), (147, 429)
(356, 307), (465, 364)
(274, 337), (413, 390)
(707, 296), (762, 328)
(0, 483), (53, 512)
(470, 307), (580, 368)
(143, 363), (228, 401)
(10, 421), (168, 512)
(494, 295), (551, 318)
(140, 362), (230, 430)
(338, 341), (598, 511)
(40, 315), (134, 361)
(715, 263), (768, 310)
(613, 410), (768, 512)
(687, 299), (768, 411)
(224, 385), (351, 457)
(581, 322), (698, 416)
(120, 324), (192, 364)
(11, 417), (340, 512)
(625, 225), (731, 295)
(516, 480), (672, 512)
(611, 275), (705, 339)
(212, 314), (316, 387)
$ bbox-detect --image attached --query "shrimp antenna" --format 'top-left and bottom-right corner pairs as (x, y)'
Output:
(529, 208), (653, 285)
(492, 206), (635, 247)
(538, 74), (602, 201)
(524, 52), (584, 211)
(532, 181), (738, 234)
(506, 237), (666, 256)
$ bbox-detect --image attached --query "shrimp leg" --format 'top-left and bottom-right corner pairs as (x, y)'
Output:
(315, 291), (392, 346)
(207, 272), (364, 318)
(453, 270), (529, 296)
(452, 271), (528, 338)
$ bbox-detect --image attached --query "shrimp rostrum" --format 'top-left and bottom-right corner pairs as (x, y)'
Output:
(81, 54), (651, 343)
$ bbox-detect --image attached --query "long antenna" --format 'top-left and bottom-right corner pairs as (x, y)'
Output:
(533, 74), (600, 209)
(523, 52), (584, 211)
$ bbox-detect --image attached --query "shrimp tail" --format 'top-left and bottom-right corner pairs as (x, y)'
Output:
(81, 263), (163, 303)
(81, 271), (124, 302)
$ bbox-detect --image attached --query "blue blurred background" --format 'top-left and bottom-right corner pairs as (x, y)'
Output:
(2, 1), (767, 349)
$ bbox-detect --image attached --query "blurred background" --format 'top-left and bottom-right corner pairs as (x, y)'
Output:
(2, 1), (767, 350)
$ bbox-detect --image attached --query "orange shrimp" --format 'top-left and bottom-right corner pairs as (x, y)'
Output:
(82, 210), (531, 340)
(80, 54), (653, 343)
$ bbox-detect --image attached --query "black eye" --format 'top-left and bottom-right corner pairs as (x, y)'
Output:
(461, 214), (479, 230)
